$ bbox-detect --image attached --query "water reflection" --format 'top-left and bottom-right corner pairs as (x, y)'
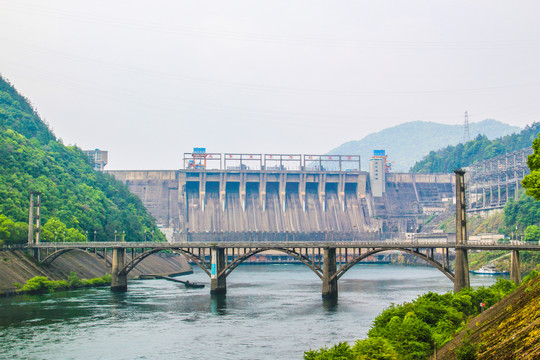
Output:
(322, 296), (339, 312)
(110, 290), (128, 304)
(210, 293), (227, 315)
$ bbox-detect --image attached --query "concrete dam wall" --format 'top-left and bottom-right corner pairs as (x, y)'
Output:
(184, 178), (374, 234)
(108, 169), (455, 240)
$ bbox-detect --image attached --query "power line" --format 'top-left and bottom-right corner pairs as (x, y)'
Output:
(1, 37), (540, 98)
(1, 0), (540, 50)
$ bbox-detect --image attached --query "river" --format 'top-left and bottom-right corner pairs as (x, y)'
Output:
(0, 264), (501, 360)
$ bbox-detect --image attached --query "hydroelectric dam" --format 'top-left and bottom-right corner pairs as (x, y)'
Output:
(107, 152), (455, 241)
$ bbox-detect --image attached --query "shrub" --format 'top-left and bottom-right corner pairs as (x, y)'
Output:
(523, 270), (539, 284)
(455, 339), (478, 360)
(303, 342), (352, 360)
(67, 272), (81, 288)
(19, 276), (49, 293)
(351, 337), (399, 360)
(18, 273), (111, 294)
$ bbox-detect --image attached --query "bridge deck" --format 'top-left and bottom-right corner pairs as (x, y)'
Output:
(30, 241), (540, 251)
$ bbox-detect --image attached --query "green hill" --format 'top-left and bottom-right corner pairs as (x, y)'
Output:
(327, 120), (520, 172)
(0, 75), (164, 245)
(411, 123), (540, 173)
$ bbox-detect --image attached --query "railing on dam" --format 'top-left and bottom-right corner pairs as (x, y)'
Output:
(183, 152), (362, 171)
(174, 231), (396, 242)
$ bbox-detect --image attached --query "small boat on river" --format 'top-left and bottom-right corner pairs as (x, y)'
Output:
(141, 275), (205, 289)
(183, 280), (205, 289)
(471, 264), (509, 275)
(161, 276), (205, 288)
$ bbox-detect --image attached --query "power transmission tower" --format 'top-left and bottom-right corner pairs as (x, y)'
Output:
(463, 111), (471, 142)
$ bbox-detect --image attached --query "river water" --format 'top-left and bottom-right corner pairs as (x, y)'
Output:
(0, 264), (500, 360)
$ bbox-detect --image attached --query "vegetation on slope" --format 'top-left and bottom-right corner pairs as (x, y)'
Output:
(436, 271), (540, 359)
(522, 129), (540, 201)
(15, 272), (111, 294)
(410, 123), (540, 173)
(0, 75), (164, 246)
(304, 280), (517, 360)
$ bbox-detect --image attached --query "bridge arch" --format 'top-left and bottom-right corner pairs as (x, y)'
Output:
(41, 248), (109, 267)
(220, 247), (322, 279)
(120, 248), (211, 277)
(333, 248), (454, 282)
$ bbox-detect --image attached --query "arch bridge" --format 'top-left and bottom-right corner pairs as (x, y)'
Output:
(30, 241), (540, 298)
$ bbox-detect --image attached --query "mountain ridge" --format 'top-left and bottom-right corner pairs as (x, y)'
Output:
(327, 119), (521, 172)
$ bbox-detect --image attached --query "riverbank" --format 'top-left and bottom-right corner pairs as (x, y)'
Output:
(9, 273), (112, 296)
(0, 249), (192, 295)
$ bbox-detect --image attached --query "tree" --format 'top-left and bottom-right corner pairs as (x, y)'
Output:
(303, 342), (352, 360)
(41, 217), (85, 242)
(524, 225), (540, 242)
(522, 134), (540, 200)
(0, 214), (28, 245)
(352, 337), (399, 360)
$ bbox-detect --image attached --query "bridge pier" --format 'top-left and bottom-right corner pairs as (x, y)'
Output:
(210, 247), (227, 294)
(454, 170), (470, 293)
(111, 248), (127, 292)
(510, 250), (521, 285)
(322, 247), (338, 298)
(454, 248), (470, 292)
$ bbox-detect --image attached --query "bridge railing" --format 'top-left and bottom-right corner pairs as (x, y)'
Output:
(32, 240), (453, 248)
(29, 240), (540, 250)
(0, 244), (29, 250)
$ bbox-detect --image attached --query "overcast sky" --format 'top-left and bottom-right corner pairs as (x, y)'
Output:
(1, 1), (539, 169)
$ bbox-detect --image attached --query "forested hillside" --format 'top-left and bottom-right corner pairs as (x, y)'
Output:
(0, 75), (164, 245)
(410, 123), (540, 173)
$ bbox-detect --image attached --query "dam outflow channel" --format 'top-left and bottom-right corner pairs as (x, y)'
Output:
(0, 264), (499, 359)
(186, 181), (370, 233)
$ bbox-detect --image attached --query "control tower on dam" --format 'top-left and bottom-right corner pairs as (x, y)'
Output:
(107, 152), (455, 241)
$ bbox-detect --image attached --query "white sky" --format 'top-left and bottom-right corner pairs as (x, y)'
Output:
(1, 0), (539, 169)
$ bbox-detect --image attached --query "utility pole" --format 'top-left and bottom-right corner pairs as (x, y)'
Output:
(463, 111), (471, 143)
(27, 192), (42, 245)
(27, 193), (34, 245)
(27, 192), (42, 259)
